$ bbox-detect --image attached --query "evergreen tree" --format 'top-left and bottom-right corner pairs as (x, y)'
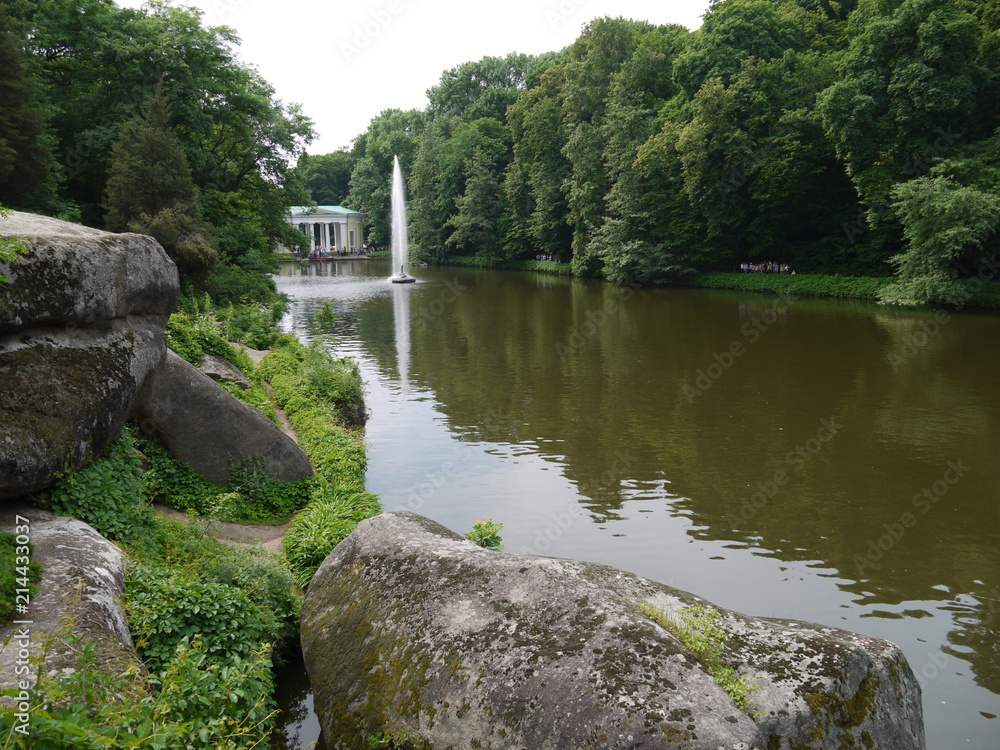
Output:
(0, 7), (51, 209)
(102, 85), (217, 268)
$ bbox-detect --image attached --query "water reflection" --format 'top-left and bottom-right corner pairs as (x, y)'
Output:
(274, 263), (1000, 749)
(392, 283), (411, 393)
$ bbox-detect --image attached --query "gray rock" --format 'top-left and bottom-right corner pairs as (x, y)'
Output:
(134, 349), (312, 484)
(0, 503), (142, 708)
(200, 353), (250, 390)
(301, 512), (925, 750)
(0, 211), (178, 499)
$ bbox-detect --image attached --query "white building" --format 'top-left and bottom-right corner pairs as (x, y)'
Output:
(285, 206), (364, 254)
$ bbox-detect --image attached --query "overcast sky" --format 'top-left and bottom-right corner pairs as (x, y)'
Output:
(116, 0), (710, 155)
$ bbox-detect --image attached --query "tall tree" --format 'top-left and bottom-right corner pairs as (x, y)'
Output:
(445, 148), (504, 259)
(297, 150), (355, 206)
(0, 5), (51, 209)
(103, 85), (216, 268)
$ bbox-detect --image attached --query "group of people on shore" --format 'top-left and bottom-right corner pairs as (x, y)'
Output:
(535, 254), (562, 262)
(307, 246), (378, 259)
(740, 261), (793, 274)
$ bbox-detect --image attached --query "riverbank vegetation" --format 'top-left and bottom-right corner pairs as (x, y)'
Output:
(296, 0), (999, 308)
(5, 0), (998, 309)
(3, 297), (379, 748)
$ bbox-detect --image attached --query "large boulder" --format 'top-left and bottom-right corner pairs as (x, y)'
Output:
(134, 349), (312, 484)
(0, 211), (178, 499)
(301, 512), (925, 750)
(0, 503), (142, 707)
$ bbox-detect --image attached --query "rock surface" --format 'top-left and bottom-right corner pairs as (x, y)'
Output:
(135, 349), (312, 484)
(0, 211), (178, 499)
(301, 512), (925, 750)
(200, 353), (250, 390)
(0, 503), (141, 706)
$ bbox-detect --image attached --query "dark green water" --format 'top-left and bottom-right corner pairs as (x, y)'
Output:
(273, 260), (1000, 749)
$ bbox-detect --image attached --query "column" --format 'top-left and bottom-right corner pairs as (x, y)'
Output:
(308, 222), (315, 254)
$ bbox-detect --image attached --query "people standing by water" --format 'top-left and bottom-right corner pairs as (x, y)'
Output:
(739, 261), (791, 274)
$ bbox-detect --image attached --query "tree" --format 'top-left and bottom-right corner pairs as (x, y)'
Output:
(103, 85), (217, 268)
(818, 0), (985, 209)
(0, 5), (51, 209)
(445, 148), (504, 258)
(879, 174), (1000, 305)
(347, 109), (424, 246)
(297, 150), (355, 206)
(561, 17), (653, 275)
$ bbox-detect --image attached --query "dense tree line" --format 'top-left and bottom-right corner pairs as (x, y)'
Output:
(310, 0), (999, 305)
(0, 0), (313, 300)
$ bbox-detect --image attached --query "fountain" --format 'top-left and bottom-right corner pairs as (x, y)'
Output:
(390, 155), (415, 284)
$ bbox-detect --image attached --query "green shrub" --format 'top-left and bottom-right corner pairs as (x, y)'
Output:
(165, 310), (240, 366)
(0, 633), (276, 749)
(33, 427), (155, 546)
(686, 272), (893, 300)
(465, 519), (504, 551)
(283, 486), (382, 588)
(130, 515), (300, 661)
(127, 559), (273, 675)
(0, 532), (43, 623)
(194, 261), (279, 306)
(215, 301), (288, 350)
(140, 438), (313, 524)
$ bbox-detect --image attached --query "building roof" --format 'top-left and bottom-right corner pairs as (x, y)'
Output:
(288, 205), (362, 218)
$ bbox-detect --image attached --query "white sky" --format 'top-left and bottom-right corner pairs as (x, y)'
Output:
(116, 0), (710, 155)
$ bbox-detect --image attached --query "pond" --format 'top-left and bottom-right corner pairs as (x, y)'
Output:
(271, 259), (1000, 749)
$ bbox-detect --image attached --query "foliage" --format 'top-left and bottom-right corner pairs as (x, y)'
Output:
(639, 602), (762, 717)
(0, 7), (51, 210)
(261, 338), (368, 431)
(102, 85), (217, 269)
(296, 150), (355, 206)
(879, 175), (1000, 305)
(130, 515), (300, 649)
(0, 532), (42, 623)
(0, 206), (28, 286)
(0, 631), (276, 750)
(32, 426), (155, 547)
(127, 559), (274, 674)
(4, 0), (311, 298)
(465, 519), (504, 551)
(283, 486), (382, 588)
(688, 272), (894, 299)
(139, 437), (312, 524)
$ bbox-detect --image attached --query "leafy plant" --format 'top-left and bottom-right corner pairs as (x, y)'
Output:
(283, 487), (382, 588)
(0, 206), (27, 285)
(367, 729), (414, 749)
(32, 426), (155, 546)
(0, 532), (42, 623)
(312, 300), (338, 329)
(0, 631), (276, 749)
(129, 514), (301, 663)
(127, 559), (273, 675)
(465, 519), (504, 551)
(639, 602), (762, 717)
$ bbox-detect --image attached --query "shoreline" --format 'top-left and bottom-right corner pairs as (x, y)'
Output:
(423, 256), (1000, 310)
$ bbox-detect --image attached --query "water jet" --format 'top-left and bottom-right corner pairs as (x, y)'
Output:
(390, 155), (415, 284)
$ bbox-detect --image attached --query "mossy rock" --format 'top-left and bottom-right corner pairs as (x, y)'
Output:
(300, 512), (926, 749)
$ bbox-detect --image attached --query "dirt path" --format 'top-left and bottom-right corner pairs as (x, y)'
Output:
(153, 503), (293, 553)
